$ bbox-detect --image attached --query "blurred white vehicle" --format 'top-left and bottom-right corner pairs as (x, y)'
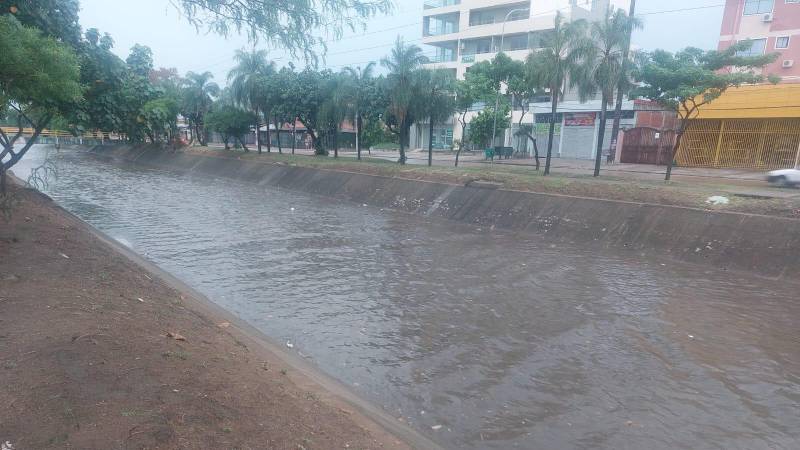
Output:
(767, 168), (800, 187)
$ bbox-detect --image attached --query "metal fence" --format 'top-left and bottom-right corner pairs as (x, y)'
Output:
(676, 119), (800, 169)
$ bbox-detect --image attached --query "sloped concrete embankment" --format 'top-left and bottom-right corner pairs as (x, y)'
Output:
(96, 145), (800, 280)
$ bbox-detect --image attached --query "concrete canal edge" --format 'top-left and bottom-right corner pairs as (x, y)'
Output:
(6, 172), (442, 450)
(95, 145), (800, 280)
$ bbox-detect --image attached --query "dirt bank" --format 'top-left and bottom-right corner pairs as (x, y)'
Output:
(0, 183), (422, 449)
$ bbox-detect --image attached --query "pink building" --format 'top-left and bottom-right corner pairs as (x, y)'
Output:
(718, 0), (800, 83)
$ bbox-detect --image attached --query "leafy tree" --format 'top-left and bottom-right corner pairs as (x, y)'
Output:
(206, 103), (255, 151)
(126, 44), (155, 78)
(0, 0), (82, 45)
(0, 16), (82, 191)
(633, 43), (778, 181)
(271, 66), (299, 153)
(528, 12), (587, 175)
(468, 105), (509, 149)
(572, 8), (640, 177)
(176, 0), (392, 64)
(340, 63), (376, 160)
(508, 60), (544, 170)
(140, 97), (180, 143)
(318, 73), (349, 158)
(417, 69), (455, 166)
(228, 49), (275, 153)
(283, 68), (330, 154)
(381, 37), (429, 164)
(453, 73), (493, 166)
(181, 71), (220, 146)
(72, 28), (128, 135)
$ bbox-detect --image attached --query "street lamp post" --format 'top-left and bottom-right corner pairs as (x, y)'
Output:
(490, 7), (530, 162)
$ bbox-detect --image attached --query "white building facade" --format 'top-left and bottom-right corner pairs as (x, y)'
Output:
(414, 0), (636, 160)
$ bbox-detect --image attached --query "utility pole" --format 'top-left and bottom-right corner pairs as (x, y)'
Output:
(608, 0), (636, 164)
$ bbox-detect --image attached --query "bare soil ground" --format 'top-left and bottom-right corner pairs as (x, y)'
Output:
(0, 184), (410, 450)
(185, 148), (800, 219)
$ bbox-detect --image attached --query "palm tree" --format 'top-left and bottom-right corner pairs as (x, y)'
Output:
(341, 62), (376, 160)
(181, 71), (220, 146)
(417, 69), (456, 167)
(572, 8), (641, 177)
(528, 12), (588, 175)
(381, 37), (429, 164)
(228, 49), (276, 153)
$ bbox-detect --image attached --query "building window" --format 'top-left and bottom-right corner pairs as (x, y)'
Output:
(743, 0), (774, 15)
(736, 38), (767, 57)
(504, 34), (528, 52)
(776, 36), (790, 49)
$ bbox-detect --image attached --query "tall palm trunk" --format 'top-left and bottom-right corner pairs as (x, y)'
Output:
(428, 118), (434, 167)
(291, 118), (297, 155)
(333, 128), (339, 158)
(594, 95), (609, 177)
(255, 107), (262, 154)
(609, 0), (636, 163)
(544, 88), (559, 175)
(265, 114), (272, 153)
(356, 113), (362, 161)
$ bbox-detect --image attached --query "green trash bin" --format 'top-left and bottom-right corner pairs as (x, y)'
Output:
(484, 148), (494, 160)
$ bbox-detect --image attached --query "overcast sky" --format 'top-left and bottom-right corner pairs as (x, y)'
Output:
(78, 0), (725, 85)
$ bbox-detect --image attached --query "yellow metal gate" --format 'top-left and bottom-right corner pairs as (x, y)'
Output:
(676, 119), (800, 169)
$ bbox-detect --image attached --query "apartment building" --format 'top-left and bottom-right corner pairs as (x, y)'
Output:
(415, 0), (617, 156)
(718, 0), (800, 83)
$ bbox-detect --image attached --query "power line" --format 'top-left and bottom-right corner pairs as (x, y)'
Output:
(184, 2), (732, 83)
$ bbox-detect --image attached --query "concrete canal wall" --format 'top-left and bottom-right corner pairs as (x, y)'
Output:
(94, 145), (800, 280)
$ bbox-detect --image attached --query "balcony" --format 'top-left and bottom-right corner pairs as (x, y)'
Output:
(424, 0), (460, 9)
(423, 13), (460, 37)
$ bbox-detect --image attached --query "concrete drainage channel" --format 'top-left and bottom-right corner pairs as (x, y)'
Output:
(94, 145), (800, 281)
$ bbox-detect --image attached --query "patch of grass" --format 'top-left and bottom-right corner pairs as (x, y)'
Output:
(182, 147), (800, 218)
(161, 350), (189, 360)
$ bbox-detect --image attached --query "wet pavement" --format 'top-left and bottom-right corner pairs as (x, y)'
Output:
(14, 147), (800, 449)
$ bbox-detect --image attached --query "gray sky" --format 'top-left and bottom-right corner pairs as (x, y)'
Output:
(79, 0), (725, 85)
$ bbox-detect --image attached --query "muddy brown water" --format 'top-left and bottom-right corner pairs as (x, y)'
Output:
(14, 147), (800, 449)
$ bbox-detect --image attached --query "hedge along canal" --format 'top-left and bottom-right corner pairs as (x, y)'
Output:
(13, 145), (800, 449)
(101, 144), (800, 281)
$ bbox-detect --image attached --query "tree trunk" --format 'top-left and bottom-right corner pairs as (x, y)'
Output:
(238, 137), (249, 152)
(665, 122), (687, 181)
(223, 136), (230, 150)
(428, 117), (434, 167)
(333, 129), (339, 158)
(255, 107), (262, 154)
(356, 112), (362, 161)
(291, 118), (297, 155)
(594, 96), (609, 177)
(455, 117), (467, 167)
(609, 0), (636, 163)
(544, 89), (559, 176)
(275, 119), (283, 154)
(265, 114), (272, 153)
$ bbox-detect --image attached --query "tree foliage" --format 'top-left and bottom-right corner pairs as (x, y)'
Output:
(206, 104), (255, 150)
(527, 12), (587, 175)
(468, 105), (509, 149)
(177, 0), (392, 64)
(0, 15), (82, 189)
(381, 37), (429, 163)
(0, 0), (82, 45)
(633, 42), (778, 180)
